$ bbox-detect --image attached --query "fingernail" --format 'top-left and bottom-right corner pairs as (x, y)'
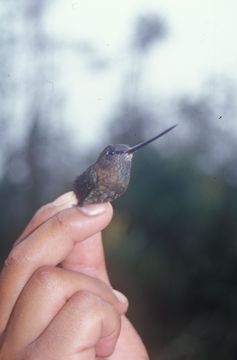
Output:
(53, 192), (77, 207)
(79, 203), (109, 216)
(112, 290), (128, 304)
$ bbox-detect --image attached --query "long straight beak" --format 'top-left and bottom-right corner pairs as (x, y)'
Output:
(126, 124), (178, 154)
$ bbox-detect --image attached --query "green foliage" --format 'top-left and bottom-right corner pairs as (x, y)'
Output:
(104, 147), (237, 359)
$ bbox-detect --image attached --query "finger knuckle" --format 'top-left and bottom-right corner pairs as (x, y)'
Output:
(3, 245), (25, 271)
(72, 290), (117, 321)
(33, 203), (56, 222)
(72, 290), (103, 312)
(32, 266), (62, 290)
(4, 251), (19, 270)
(52, 210), (70, 232)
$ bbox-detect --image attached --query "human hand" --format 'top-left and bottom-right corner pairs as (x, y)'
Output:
(0, 192), (149, 359)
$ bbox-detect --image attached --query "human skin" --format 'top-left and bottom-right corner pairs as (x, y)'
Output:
(0, 192), (149, 359)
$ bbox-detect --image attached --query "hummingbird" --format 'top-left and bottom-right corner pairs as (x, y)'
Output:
(74, 124), (177, 206)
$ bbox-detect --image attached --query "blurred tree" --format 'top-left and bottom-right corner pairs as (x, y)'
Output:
(0, 115), (78, 263)
(108, 13), (167, 148)
(0, 0), (87, 262)
(133, 14), (167, 51)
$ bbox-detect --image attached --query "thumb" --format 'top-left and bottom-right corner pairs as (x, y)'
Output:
(61, 203), (113, 284)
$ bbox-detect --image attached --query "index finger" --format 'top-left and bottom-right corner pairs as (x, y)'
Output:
(0, 202), (113, 334)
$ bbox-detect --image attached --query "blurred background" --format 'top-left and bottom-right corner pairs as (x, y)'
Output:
(1, 0), (237, 358)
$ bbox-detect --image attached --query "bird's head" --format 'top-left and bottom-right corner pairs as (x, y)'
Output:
(97, 144), (133, 169)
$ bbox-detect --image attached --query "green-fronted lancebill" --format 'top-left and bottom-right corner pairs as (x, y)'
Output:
(74, 124), (177, 206)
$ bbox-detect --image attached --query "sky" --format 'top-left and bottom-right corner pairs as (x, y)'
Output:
(41, 0), (237, 145)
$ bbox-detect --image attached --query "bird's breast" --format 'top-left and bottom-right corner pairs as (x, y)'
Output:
(97, 160), (131, 193)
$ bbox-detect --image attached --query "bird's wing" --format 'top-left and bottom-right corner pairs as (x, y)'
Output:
(74, 165), (98, 205)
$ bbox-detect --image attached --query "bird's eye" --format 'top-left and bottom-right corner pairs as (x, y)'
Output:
(106, 149), (115, 156)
